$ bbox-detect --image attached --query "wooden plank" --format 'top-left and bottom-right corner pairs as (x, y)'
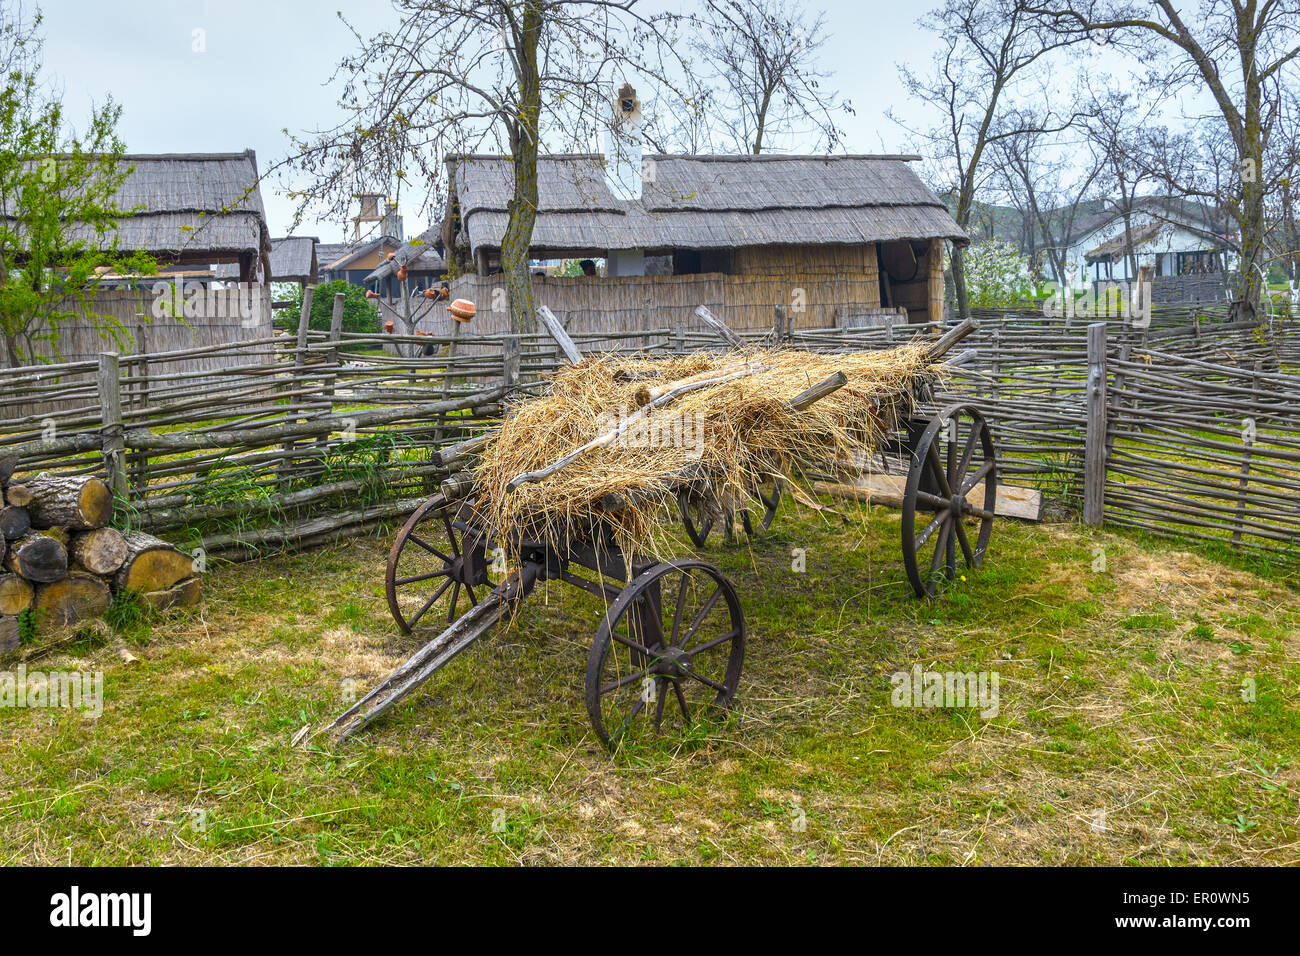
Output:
(536, 305), (584, 364)
(693, 305), (746, 349)
(816, 473), (1042, 521)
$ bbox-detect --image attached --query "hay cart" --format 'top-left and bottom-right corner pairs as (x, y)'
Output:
(673, 309), (996, 599)
(329, 315), (992, 748)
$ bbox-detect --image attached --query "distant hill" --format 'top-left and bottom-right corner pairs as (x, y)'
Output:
(937, 195), (1111, 248)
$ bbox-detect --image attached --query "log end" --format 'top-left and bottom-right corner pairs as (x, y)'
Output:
(78, 478), (114, 529)
(142, 577), (202, 612)
(119, 547), (196, 594)
(33, 572), (112, 628)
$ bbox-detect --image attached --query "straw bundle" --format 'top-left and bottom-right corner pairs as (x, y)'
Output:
(472, 344), (944, 561)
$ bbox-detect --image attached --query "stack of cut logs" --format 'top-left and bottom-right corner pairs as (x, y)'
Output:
(1, 459), (201, 653)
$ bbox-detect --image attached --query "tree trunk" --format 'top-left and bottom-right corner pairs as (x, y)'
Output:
(24, 473), (113, 530)
(499, 2), (542, 337)
(3, 531), (68, 584)
(69, 527), (129, 575)
(1236, 139), (1264, 321)
(0, 572), (34, 616)
(115, 531), (195, 593)
(34, 571), (112, 628)
(950, 244), (971, 321)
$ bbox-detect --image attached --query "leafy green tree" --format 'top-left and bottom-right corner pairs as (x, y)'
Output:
(275, 280), (379, 334)
(0, 8), (155, 367)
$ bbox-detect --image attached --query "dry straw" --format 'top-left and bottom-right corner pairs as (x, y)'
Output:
(472, 344), (944, 562)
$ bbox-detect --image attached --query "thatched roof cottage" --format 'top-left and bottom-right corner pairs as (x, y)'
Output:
(93, 150), (273, 281)
(7, 150), (276, 373)
(439, 153), (967, 334)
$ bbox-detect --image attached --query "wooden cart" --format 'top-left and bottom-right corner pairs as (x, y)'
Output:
(330, 312), (994, 748)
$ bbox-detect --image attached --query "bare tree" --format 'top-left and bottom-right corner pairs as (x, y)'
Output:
(987, 102), (1104, 285)
(685, 0), (851, 154)
(1028, 0), (1300, 319)
(1268, 88), (1300, 287)
(1078, 82), (1168, 282)
(894, 0), (1083, 319)
(279, 0), (690, 334)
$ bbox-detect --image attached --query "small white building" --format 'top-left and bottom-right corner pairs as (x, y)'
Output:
(1056, 201), (1233, 287)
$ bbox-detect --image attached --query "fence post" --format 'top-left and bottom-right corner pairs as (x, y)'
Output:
(1231, 358), (1262, 544)
(990, 329), (1001, 403)
(321, 292), (346, 412)
(97, 351), (127, 499)
(281, 285), (315, 488)
(129, 312), (151, 494)
(295, 285), (314, 355)
(328, 291), (345, 347)
(1084, 321), (1107, 527)
(502, 334), (520, 392)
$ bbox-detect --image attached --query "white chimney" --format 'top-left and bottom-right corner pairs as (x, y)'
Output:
(604, 82), (643, 201)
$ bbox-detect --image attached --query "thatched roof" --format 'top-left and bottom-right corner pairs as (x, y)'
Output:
(267, 236), (318, 282)
(217, 235), (318, 282)
(40, 151), (273, 264)
(315, 242), (355, 270)
(319, 235), (400, 271)
(364, 226), (447, 282)
(447, 153), (967, 257)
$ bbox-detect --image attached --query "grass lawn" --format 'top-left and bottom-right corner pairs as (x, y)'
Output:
(2, 500), (1297, 865)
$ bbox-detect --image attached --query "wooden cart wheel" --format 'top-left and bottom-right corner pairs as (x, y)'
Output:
(586, 560), (745, 751)
(678, 479), (782, 546)
(677, 490), (721, 547)
(901, 404), (997, 598)
(385, 494), (488, 633)
(740, 477), (782, 536)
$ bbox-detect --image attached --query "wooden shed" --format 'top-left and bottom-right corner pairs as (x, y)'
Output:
(441, 153), (967, 333)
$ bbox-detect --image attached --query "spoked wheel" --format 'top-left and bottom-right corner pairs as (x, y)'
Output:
(677, 479), (782, 547)
(901, 404), (997, 598)
(677, 490), (724, 548)
(586, 560), (745, 752)
(740, 477), (782, 536)
(385, 494), (489, 633)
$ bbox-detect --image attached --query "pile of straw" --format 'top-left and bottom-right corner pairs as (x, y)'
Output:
(471, 344), (944, 561)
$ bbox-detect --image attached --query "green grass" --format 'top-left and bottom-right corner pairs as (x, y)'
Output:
(1, 502), (1297, 865)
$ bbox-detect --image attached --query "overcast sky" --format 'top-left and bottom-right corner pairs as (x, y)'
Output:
(40, 1), (955, 242)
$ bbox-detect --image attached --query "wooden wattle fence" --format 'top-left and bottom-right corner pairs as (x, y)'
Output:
(0, 294), (1296, 563)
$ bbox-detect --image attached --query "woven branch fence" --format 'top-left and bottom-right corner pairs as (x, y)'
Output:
(1, 295), (1296, 563)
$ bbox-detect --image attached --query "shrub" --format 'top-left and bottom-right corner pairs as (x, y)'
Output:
(275, 280), (378, 334)
(964, 240), (1035, 308)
